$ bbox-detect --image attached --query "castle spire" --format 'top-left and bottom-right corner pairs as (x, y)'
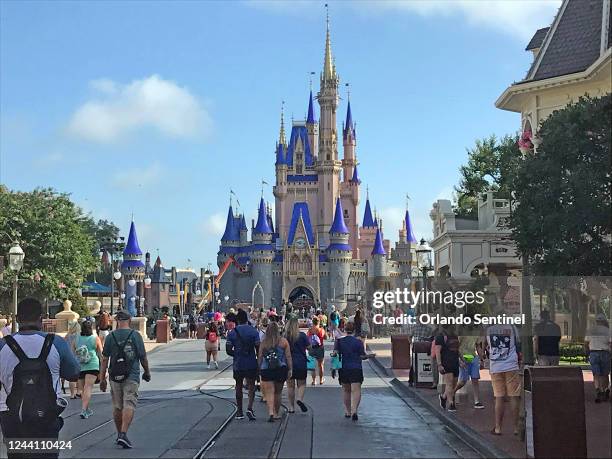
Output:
(279, 101), (286, 146)
(372, 227), (386, 256)
(254, 197), (273, 234)
(123, 221), (143, 257)
(307, 90), (316, 124)
(405, 209), (417, 243)
(322, 4), (335, 81)
(329, 198), (349, 234)
(221, 205), (239, 241)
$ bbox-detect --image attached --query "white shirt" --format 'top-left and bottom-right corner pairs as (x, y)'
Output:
(586, 324), (611, 351)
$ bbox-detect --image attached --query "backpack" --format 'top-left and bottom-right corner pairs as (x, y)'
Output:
(208, 331), (218, 343)
(264, 347), (281, 370)
(75, 337), (91, 364)
(309, 333), (321, 347)
(4, 334), (59, 426)
(330, 311), (338, 322)
(109, 330), (135, 383)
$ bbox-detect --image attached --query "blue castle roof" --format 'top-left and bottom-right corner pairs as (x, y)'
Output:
(221, 206), (240, 241)
(307, 90), (316, 124)
(327, 243), (352, 251)
(253, 198), (273, 234)
(285, 125), (314, 167)
(372, 227), (386, 255)
(329, 198), (349, 234)
(362, 199), (375, 228)
(123, 221), (142, 256)
(275, 142), (285, 165)
(405, 210), (417, 243)
(287, 202), (315, 245)
(343, 101), (355, 140)
(351, 165), (360, 183)
(239, 214), (248, 232)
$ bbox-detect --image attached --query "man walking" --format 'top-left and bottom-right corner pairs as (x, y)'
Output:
(585, 313), (611, 402)
(226, 309), (260, 420)
(486, 323), (521, 435)
(533, 310), (561, 366)
(99, 310), (151, 449)
(0, 298), (80, 459)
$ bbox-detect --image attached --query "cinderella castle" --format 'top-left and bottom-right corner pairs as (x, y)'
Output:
(217, 17), (419, 312)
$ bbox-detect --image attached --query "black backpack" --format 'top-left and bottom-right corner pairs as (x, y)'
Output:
(4, 334), (59, 426)
(264, 347), (281, 370)
(109, 330), (135, 383)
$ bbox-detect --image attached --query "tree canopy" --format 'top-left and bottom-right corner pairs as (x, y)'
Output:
(510, 95), (611, 277)
(0, 186), (98, 308)
(454, 134), (520, 218)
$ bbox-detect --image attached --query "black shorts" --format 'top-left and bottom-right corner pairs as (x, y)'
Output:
(291, 368), (307, 381)
(310, 346), (325, 361)
(233, 369), (258, 381)
(79, 370), (99, 380)
(189, 324), (197, 332)
(260, 367), (288, 382)
(338, 368), (364, 385)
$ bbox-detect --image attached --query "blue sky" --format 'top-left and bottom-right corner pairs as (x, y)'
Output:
(0, 0), (561, 270)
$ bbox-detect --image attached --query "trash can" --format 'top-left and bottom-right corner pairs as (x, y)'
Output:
(412, 340), (433, 387)
(524, 366), (586, 458)
(391, 335), (411, 369)
(156, 319), (171, 343)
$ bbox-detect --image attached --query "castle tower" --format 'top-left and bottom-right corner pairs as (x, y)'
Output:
(274, 106), (289, 237)
(358, 192), (377, 258)
(370, 226), (388, 293)
(250, 197), (274, 308)
(340, 100), (359, 258)
(121, 220), (145, 316)
(316, 14), (341, 246)
(327, 198), (352, 312)
(392, 209), (417, 279)
(239, 214), (249, 247)
(306, 90), (318, 160)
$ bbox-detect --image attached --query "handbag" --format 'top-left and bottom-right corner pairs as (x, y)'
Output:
(306, 355), (316, 370)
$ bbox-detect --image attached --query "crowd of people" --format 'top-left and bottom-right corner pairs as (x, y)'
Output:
(0, 299), (151, 457)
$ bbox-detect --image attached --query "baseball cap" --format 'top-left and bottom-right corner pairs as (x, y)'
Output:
(115, 310), (132, 321)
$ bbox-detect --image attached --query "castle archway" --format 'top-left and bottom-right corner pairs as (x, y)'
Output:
(288, 285), (315, 310)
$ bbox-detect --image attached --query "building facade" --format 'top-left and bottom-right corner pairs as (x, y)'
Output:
(217, 21), (419, 312)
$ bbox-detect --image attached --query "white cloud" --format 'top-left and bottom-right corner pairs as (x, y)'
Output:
(112, 161), (164, 190)
(33, 152), (64, 167)
(359, 0), (561, 41)
(201, 212), (227, 237)
(67, 75), (212, 142)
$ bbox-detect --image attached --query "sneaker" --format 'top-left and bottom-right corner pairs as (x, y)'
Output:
(86, 408), (94, 417)
(296, 400), (308, 413)
(214, 361), (219, 369)
(246, 409), (256, 421)
(79, 410), (87, 419)
(207, 363), (211, 369)
(474, 402), (485, 409)
(235, 412), (245, 420)
(439, 394), (447, 410)
(117, 433), (133, 449)
(352, 413), (358, 421)
(448, 403), (457, 412)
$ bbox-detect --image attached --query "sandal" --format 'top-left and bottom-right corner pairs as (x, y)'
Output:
(490, 428), (502, 436)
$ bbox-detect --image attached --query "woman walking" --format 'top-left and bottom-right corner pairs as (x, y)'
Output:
(284, 317), (310, 413)
(336, 321), (367, 421)
(307, 317), (326, 385)
(64, 320), (81, 399)
(258, 322), (292, 422)
(205, 322), (220, 369)
(74, 320), (103, 418)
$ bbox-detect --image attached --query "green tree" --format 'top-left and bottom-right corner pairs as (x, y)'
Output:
(83, 218), (120, 285)
(511, 95), (611, 339)
(0, 187), (98, 309)
(454, 134), (521, 217)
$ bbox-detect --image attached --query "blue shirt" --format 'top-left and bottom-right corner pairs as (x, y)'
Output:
(227, 324), (260, 371)
(0, 331), (80, 411)
(289, 332), (310, 370)
(335, 336), (364, 370)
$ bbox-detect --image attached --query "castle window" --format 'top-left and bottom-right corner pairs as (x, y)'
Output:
(327, 182), (330, 191)
(344, 209), (348, 218)
(327, 154), (330, 160)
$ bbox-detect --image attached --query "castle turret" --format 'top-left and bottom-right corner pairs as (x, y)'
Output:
(316, 14), (341, 245)
(305, 90), (318, 160)
(327, 198), (351, 312)
(342, 100), (356, 182)
(371, 226), (387, 278)
(121, 220), (145, 316)
(239, 214), (249, 247)
(250, 197), (274, 308)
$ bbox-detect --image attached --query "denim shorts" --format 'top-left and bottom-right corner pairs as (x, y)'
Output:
(459, 356), (481, 382)
(589, 350), (611, 376)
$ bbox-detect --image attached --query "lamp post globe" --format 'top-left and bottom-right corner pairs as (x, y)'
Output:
(128, 279), (136, 287)
(144, 277), (152, 287)
(113, 271), (122, 280)
(8, 242), (25, 333)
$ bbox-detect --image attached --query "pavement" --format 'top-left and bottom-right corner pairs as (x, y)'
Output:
(367, 337), (612, 459)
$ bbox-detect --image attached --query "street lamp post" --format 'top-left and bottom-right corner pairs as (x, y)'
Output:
(101, 237), (125, 315)
(416, 238), (433, 315)
(8, 242), (25, 333)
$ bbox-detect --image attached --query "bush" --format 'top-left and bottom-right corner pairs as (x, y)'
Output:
(69, 294), (91, 319)
(559, 342), (587, 363)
